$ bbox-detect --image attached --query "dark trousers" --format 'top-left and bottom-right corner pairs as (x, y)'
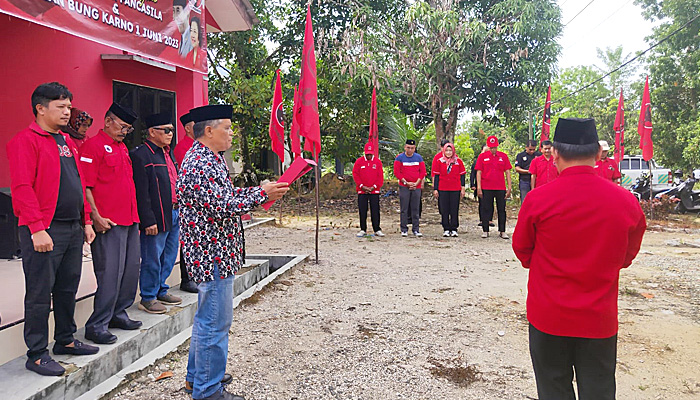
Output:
(438, 190), (460, 231)
(19, 221), (83, 360)
(358, 194), (381, 232)
(399, 186), (421, 233)
(529, 324), (617, 400)
(86, 223), (140, 333)
(180, 251), (190, 284)
(482, 189), (506, 233)
(519, 180), (532, 204)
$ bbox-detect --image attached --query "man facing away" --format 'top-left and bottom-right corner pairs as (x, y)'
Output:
(80, 103), (142, 344)
(7, 82), (98, 376)
(512, 118), (646, 400)
(394, 139), (426, 237)
(595, 140), (622, 184)
(529, 140), (559, 188)
(178, 104), (289, 400)
(352, 142), (384, 237)
(131, 112), (183, 315)
(514, 139), (541, 203)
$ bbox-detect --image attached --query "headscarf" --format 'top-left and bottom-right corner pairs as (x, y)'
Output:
(439, 142), (458, 173)
(65, 108), (93, 140)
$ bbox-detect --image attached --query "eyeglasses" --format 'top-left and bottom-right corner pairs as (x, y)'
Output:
(111, 118), (134, 134)
(153, 127), (175, 135)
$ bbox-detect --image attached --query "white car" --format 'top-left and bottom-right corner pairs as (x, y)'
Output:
(619, 155), (672, 188)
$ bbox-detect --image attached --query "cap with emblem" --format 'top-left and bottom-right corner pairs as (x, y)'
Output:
(179, 112), (193, 126)
(364, 142), (374, 154)
(189, 105), (233, 124)
(486, 135), (499, 148)
(405, 139), (416, 145)
(144, 112), (172, 129)
(108, 103), (137, 125)
(554, 118), (598, 145)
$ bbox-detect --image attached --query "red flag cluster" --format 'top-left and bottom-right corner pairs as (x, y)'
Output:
(268, 70), (285, 162)
(638, 76), (653, 161)
(368, 87), (380, 157)
(613, 89), (625, 163)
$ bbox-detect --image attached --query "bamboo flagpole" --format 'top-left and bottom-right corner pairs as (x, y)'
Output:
(278, 158), (284, 225)
(313, 149), (320, 264)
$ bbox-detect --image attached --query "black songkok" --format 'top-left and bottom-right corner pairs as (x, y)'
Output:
(108, 103), (137, 125)
(405, 139), (416, 145)
(189, 105), (233, 124)
(179, 112), (194, 126)
(144, 112), (172, 129)
(553, 118), (598, 145)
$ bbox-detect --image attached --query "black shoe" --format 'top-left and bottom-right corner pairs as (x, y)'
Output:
(489, 222), (495, 227)
(26, 354), (65, 376)
(109, 318), (143, 330)
(186, 373), (233, 394)
(477, 222), (483, 227)
(197, 388), (245, 400)
(181, 280), (199, 293)
(53, 339), (99, 356)
(85, 330), (118, 345)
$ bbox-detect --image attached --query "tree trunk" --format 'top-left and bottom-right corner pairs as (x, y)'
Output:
(433, 107), (445, 150)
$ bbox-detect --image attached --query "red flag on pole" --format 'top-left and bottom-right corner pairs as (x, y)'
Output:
(299, 5), (321, 159)
(638, 76), (653, 161)
(613, 88), (625, 164)
(268, 69), (285, 162)
(540, 86), (552, 144)
(368, 87), (379, 157)
(290, 85), (302, 159)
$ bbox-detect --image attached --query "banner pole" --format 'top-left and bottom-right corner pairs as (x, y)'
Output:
(278, 158), (284, 225)
(313, 149), (320, 264)
(649, 163), (654, 220)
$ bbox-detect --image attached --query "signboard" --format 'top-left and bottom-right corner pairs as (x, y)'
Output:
(0, 0), (207, 73)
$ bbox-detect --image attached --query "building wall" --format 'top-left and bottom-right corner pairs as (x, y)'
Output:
(0, 14), (208, 188)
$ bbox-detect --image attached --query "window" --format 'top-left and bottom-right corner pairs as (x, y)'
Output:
(641, 160), (649, 170)
(113, 81), (176, 150)
(620, 160), (630, 169)
(631, 159), (641, 170)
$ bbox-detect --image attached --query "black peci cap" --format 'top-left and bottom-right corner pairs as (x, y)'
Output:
(553, 118), (598, 145)
(108, 103), (138, 125)
(179, 112), (193, 126)
(189, 105), (233, 124)
(144, 112), (173, 129)
(405, 139), (416, 145)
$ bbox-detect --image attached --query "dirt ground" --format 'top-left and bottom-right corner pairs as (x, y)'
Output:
(112, 193), (700, 400)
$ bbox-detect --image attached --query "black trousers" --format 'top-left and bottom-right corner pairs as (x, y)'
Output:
(481, 189), (506, 233)
(180, 248), (191, 284)
(529, 324), (617, 400)
(438, 190), (460, 231)
(358, 194), (381, 232)
(19, 220), (84, 361)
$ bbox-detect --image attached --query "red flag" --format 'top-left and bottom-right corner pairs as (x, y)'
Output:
(540, 86), (552, 144)
(613, 88), (625, 164)
(638, 76), (653, 161)
(299, 5), (321, 159)
(368, 87), (379, 157)
(290, 85), (302, 159)
(268, 70), (285, 162)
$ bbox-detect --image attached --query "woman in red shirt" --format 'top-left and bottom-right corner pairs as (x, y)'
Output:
(433, 143), (466, 237)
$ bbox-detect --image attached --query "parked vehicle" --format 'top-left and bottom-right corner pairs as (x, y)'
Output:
(630, 172), (672, 201)
(619, 155), (672, 188)
(674, 170), (700, 214)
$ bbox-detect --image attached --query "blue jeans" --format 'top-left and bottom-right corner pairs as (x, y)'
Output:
(186, 264), (234, 399)
(519, 180), (532, 204)
(139, 209), (180, 301)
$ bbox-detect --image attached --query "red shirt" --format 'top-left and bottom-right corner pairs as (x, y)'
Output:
(80, 130), (139, 226)
(512, 166), (646, 338)
(595, 158), (622, 181)
(431, 151), (443, 177)
(164, 146), (178, 203)
(529, 155), (559, 188)
(174, 135), (194, 166)
(352, 156), (384, 194)
(475, 150), (512, 190)
(6, 122), (92, 233)
(433, 157), (466, 191)
(393, 153), (426, 188)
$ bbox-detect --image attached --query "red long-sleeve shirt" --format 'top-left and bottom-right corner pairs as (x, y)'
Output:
(512, 166), (646, 338)
(352, 156), (384, 194)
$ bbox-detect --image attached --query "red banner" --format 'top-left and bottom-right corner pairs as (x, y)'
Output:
(0, 0), (207, 73)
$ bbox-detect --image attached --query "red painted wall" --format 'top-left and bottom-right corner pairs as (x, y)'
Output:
(0, 14), (207, 188)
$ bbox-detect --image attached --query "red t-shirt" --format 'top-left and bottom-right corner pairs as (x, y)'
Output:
(595, 158), (622, 181)
(433, 157), (466, 191)
(475, 150), (512, 190)
(529, 155), (559, 188)
(431, 151), (443, 177)
(80, 130), (140, 226)
(512, 166), (646, 338)
(175, 135), (195, 166)
(352, 156), (384, 194)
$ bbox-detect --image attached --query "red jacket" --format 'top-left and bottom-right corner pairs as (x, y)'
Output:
(512, 166), (646, 338)
(7, 122), (92, 233)
(352, 156), (384, 194)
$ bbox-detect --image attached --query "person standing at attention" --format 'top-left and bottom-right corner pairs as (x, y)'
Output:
(529, 140), (558, 188)
(352, 142), (384, 237)
(512, 118), (646, 400)
(433, 142), (466, 237)
(514, 140), (540, 203)
(394, 139), (426, 237)
(432, 138), (450, 215)
(594, 140), (622, 184)
(475, 135), (512, 239)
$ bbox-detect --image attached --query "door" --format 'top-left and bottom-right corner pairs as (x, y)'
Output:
(113, 81), (176, 150)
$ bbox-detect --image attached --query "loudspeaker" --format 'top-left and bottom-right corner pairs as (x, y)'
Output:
(0, 189), (21, 259)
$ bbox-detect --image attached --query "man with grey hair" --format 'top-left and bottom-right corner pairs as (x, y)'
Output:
(178, 104), (288, 400)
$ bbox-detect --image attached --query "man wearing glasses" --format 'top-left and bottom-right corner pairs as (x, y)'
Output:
(79, 103), (141, 344)
(130, 112), (182, 314)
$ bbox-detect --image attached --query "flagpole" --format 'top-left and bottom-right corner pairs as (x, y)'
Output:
(649, 163), (654, 220)
(313, 149), (320, 264)
(278, 158), (284, 225)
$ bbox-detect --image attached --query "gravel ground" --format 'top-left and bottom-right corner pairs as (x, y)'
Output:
(111, 196), (700, 400)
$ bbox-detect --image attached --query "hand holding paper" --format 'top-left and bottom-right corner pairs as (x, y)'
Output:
(262, 182), (290, 202)
(261, 157), (317, 210)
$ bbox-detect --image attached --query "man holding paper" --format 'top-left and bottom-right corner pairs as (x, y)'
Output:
(178, 104), (288, 400)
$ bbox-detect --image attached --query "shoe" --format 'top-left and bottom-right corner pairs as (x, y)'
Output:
(138, 299), (167, 314)
(109, 318), (143, 330)
(53, 339), (99, 356)
(401, 232), (408, 237)
(85, 330), (118, 345)
(413, 232), (423, 237)
(197, 388), (245, 400)
(26, 354), (65, 376)
(489, 222), (495, 227)
(481, 232), (489, 238)
(477, 222), (483, 227)
(450, 231), (459, 237)
(356, 230), (366, 237)
(374, 231), (385, 237)
(443, 230), (450, 237)
(157, 293), (183, 305)
(185, 373), (233, 394)
(181, 280), (199, 293)
(499, 232), (510, 239)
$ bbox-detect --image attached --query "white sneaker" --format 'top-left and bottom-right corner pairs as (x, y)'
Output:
(481, 232), (489, 238)
(450, 231), (459, 237)
(443, 230), (450, 237)
(401, 231), (408, 237)
(414, 232), (423, 237)
(499, 232), (510, 239)
(374, 231), (385, 237)
(356, 231), (366, 237)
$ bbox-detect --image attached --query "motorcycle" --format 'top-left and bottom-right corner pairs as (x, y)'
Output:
(674, 170), (700, 214)
(631, 172), (671, 201)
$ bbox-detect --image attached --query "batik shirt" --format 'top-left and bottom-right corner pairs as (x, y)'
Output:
(177, 141), (268, 283)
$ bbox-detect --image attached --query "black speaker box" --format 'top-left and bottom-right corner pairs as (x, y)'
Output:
(0, 189), (21, 259)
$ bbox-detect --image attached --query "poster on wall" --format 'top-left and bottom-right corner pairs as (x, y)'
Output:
(0, 0), (207, 73)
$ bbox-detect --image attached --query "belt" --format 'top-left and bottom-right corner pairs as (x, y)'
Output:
(172, 203), (179, 210)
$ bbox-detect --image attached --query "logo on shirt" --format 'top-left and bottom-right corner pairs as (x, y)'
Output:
(523, 156), (528, 161)
(372, 164), (377, 169)
(57, 144), (72, 158)
(104, 145), (113, 153)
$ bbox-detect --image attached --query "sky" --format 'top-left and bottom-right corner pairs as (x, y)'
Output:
(557, 0), (658, 71)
